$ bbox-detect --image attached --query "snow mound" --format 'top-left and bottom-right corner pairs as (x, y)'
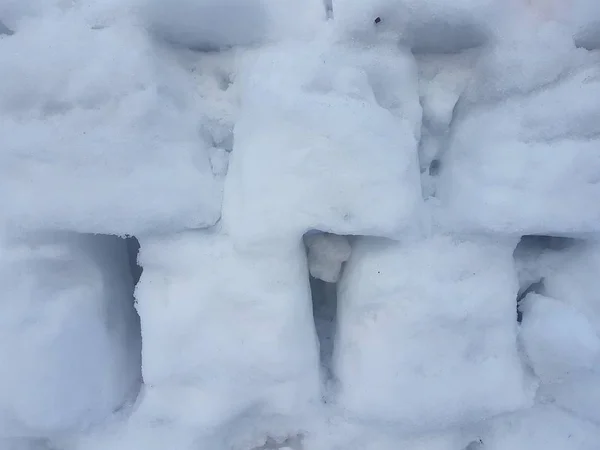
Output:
(141, 0), (326, 50)
(134, 231), (320, 432)
(334, 235), (533, 430)
(224, 39), (423, 245)
(438, 24), (600, 236)
(0, 233), (140, 438)
(0, 14), (221, 236)
(519, 293), (600, 383)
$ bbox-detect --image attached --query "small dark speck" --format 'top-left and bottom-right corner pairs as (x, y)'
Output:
(374, 17), (381, 24)
(465, 439), (484, 450)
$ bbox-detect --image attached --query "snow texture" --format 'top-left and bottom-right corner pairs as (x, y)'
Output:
(438, 22), (600, 236)
(415, 50), (480, 197)
(0, 232), (140, 438)
(519, 293), (600, 383)
(334, 235), (533, 430)
(474, 405), (600, 450)
(3, 0), (600, 447)
(332, 0), (505, 53)
(134, 230), (320, 431)
(305, 233), (351, 283)
(514, 239), (600, 335)
(0, 12), (221, 236)
(224, 38), (423, 246)
(513, 238), (600, 427)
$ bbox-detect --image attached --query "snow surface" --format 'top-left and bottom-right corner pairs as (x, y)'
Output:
(334, 235), (534, 430)
(3, 0), (600, 448)
(0, 10), (221, 236)
(134, 230), (320, 432)
(223, 37), (423, 245)
(438, 22), (600, 236)
(0, 232), (140, 438)
(519, 293), (600, 383)
(305, 232), (351, 283)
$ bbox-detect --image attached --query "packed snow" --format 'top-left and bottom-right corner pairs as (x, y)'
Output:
(334, 235), (533, 430)
(134, 230), (320, 432)
(2, 0), (600, 449)
(223, 37), (423, 245)
(0, 232), (140, 438)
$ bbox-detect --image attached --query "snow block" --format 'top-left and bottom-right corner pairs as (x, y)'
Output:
(519, 293), (600, 383)
(142, 0), (326, 50)
(224, 40), (423, 245)
(334, 235), (533, 430)
(537, 241), (600, 336)
(438, 25), (600, 236)
(0, 233), (141, 437)
(0, 16), (221, 236)
(135, 231), (320, 429)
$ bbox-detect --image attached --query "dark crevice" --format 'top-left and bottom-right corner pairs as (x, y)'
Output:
(574, 24), (600, 51)
(324, 0), (333, 19)
(309, 275), (337, 383)
(518, 235), (578, 252)
(303, 232), (351, 397)
(101, 234), (143, 405)
(10, 233), (143, 447)
(516, 278), (545, 323)
(513, 235), (579, 323)
(0, 20), (13, 36)
(428, 158), (441, 176)
(126, 236), (143, 286)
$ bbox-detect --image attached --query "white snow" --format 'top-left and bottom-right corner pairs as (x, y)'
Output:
(223, 38), (423, 245)
(133, 230), (320, 432)
(519, 293), (600, 383)
(513, 238), (600, 428)
(514, 238), (600, 335)
(304, 233), (351, 283)
(415, 50), (480, 197)
(0, 12), (221, 236)
(438, 23), (600, 236)
(541, 242), (600, 335)
(0, 232), (140, 438)
(334, 235), (533, 430)
(3, 0), (600, 448)
(537, 371), (600, 425)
